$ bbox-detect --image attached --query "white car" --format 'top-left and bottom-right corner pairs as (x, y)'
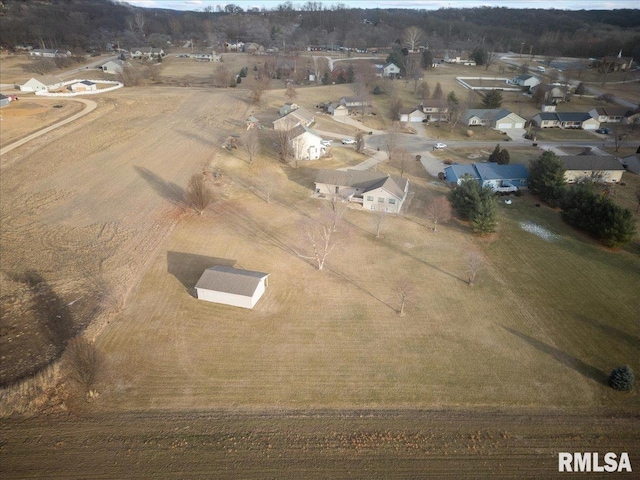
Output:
(434, 142), (447, 149)
(321, 140), (332, 146)
(342, 138), (356, 145)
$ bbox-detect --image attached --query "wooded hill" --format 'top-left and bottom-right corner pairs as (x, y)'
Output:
(1, 0), (638, 59)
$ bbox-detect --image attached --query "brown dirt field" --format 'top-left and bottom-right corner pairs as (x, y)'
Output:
(0, 97), (85, 145)
(1, 409), (638, 479)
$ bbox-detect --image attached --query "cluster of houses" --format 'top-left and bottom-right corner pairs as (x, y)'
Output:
(18, 76), (99, 93)
(444, 154), (626, 193)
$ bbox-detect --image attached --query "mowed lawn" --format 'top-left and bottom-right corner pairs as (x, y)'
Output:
(97, 145), (640, 410)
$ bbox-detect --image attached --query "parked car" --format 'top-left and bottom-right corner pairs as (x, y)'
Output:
(321, 140), (332, 146)
(434, 142), (447, 149)
(596, 128), (611, 135)
(342, 138), (356, 145)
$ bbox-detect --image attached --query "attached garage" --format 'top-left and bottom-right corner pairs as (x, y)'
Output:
(195, 266), (269, 309)
(399, 108), (425, 123)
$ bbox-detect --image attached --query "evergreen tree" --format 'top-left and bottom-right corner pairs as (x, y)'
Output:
(432, 82), (443, 100)
(471, 47), (487, 65)
(447, 91), (459, 105)
(346, 64), (355, 83)
(386, 45), (405, 75)
(482, 90), (503, 108)
(373, 85), (382, 95)
(472, 193), (498, 234)
(528, 151), (566, 203)
(448, 177), (481, 220)
(575, 82), (586, 96)
(421, 49), (433, 69)
(609, 365), (635, 391)
(489, 144), (501, 162)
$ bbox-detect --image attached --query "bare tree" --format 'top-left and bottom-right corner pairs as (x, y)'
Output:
(213, 64), (231, 87)
(373, 210), (387, 238)
(285, 82), (298, 101)
(467, 251), (483, 286)
(25, 58), (56, 75)
(134, 11), (146, 37)
(250, 75), (271, 104)
(276, 128), (293, 164)
(64, 336), (102, 394)
(385, 123), (401, 164)
(117, 66), (142, 87)
(426, 196), (452, 232)
(395, 148), (412, 178)
(403, 26), (425, 52)
(355, 131), (365, 154)
(327, 195), (348, 232)
(404, 55), (422, 93)
(185, 173), (214, 214)
(395, 278), (415, 316)
(484, 51), (496, 70)
(299, 215), (339, 270)
(416, 78), (430, 101)
(612, 125), (630, 152)
(143, 63), (163, 83)
(242, 127), (260, 165)
(388, 96), (403, 121)
(259, 169), (279, 203)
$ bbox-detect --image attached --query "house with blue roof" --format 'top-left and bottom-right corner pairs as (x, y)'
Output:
(444, 163), (529, 192)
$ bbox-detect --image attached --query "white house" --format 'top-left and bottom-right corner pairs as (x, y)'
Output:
(383, 62), (401, 77)
(195, 266), (269, 309)
(101, 60), (125, 74)
(29, 48), (70, 58)
(464, 109), (526, 129)
(20, 76), (64, 92)
(192, 52), (217, 61)
(588, 107), (630, 123)
(399, 107), (425, 123)
(69, 80), (97, 93)
(559, 156), (625, 183)
(290, 125), (326, 160)
(328, 103), (349, 117)
(532, 112), (600, 130)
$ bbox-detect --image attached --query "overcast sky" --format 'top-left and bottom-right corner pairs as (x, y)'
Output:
(125, 0), (639, 12)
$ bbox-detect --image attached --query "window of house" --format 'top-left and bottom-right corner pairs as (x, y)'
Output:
(370, 205), (376, 210)
(366, 195), (373, 201)
(378, 197), (384, 203)
(389, 198), (396, 205)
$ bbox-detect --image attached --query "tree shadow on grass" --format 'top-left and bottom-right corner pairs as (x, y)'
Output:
(167, 252), (236, 294)
(573, 314), (640, 351)
(501, 325), (609, 386)
(134, 166), (185, 206)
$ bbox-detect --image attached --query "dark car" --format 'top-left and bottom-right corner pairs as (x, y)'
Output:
(596, 128), (611, 135)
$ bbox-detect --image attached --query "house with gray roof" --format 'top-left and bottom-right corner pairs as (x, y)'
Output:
(532, 112), (600, 130)
(510, 74), (541, 91)
(588, 107), (631, 123)
(195, 265), (269, 309)
(444, 162), (529, 191)
(19, 76), (64, 92)
(558, 156), (625, 183)
(101, 59), (126, 74)
(621, 149), (640, 175)
(273, 107), (315, 131)
(314, 169), (409, 214)
(464, 109), (526, 129)
(290, 125), (326, 160)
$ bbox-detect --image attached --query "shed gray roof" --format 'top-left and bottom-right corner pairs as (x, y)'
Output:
(558, 156), (624, 171)
(195, 266), (269, 297)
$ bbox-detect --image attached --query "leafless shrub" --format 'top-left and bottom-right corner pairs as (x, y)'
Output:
(117, 67), (142, 86)
(467, 251), (483, 286)
(185, 173), (214, 214)
(426, 196), (452, 232)
(250, 75), (271, 104)
(395, 277), (415, 316)
(242, 127), (261, 165)
(64, 336), (102, 393)
(213, 64), (231, 87)
(298, 215), (339, 270)
(395, 148), (412, 178)
(373, 210), (387, 238)
(24, 58), (56, 75)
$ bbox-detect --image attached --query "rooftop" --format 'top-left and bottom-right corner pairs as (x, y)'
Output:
(195, 266), (269, 297)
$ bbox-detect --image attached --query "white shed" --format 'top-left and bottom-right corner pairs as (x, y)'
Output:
(70, 80), (97, 93)
(195, 266), (269, 309)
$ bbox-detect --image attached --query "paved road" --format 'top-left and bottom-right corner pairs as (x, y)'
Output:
(0, 97), (97, 163)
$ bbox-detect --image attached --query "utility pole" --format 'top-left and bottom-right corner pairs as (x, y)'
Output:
(519, 42), (525, 58)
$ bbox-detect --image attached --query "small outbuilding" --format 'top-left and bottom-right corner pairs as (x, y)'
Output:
(70, 80), (97, 93)
(195, 266), (269, 309)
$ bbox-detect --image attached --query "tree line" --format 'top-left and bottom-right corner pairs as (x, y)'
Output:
(1, 1), (638, 60)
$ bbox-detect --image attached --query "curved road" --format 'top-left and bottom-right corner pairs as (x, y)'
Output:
(0, 97), (97, 162)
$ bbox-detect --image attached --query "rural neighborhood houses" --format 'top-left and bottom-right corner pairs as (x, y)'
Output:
(382, 62), (401, 77)
(464, 109), (526, 129)
(28, 48), (70, 58)
(101, 59), (126, 74)
(314, 169), (409, 214)
(558, 156), (626, 184)
(195, 266), (269, 309)
(399, 107), (426, 123)
(420, 100), (448, 122)
(588, 107), (631, 123)
(444, 163), (529, 192)
(130, 47), (165, 59)
(510, 74), (541, 91)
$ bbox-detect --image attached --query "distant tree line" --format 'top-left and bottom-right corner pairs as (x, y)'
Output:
(1, 1), (638, 60)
